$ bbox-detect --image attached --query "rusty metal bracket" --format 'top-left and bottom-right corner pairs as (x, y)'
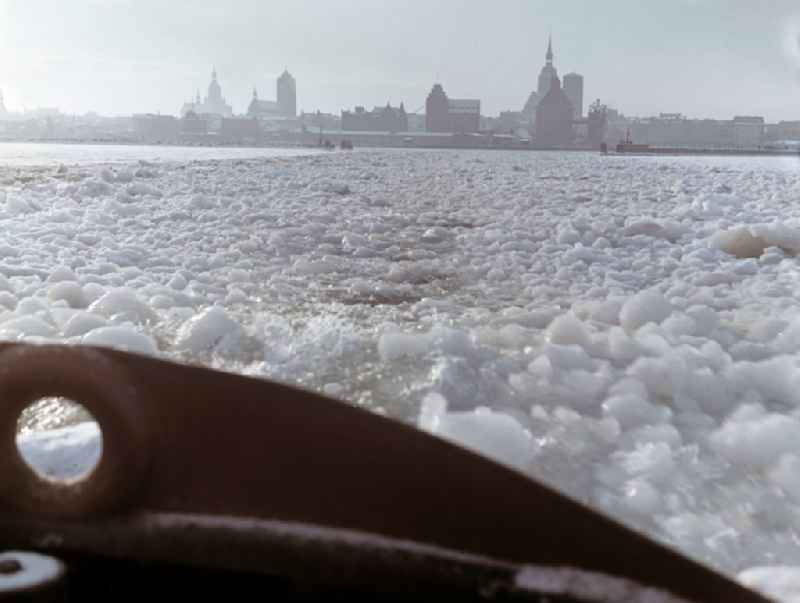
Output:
(0, 344), (773, 602)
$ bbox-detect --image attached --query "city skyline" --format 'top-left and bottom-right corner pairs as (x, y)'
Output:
(1, 0), (800, 121)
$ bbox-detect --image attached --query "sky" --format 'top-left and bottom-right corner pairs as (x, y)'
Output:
(1, 0), (800, 121)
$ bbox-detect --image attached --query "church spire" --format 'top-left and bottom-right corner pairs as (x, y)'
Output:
(253, 87), (258, 100)
(212, 66), (217, 81)
(546, 33), (553, 64)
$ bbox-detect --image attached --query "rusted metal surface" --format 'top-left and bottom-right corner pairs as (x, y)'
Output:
(0, 516), (694, 602)
(0, 343), (774, 602)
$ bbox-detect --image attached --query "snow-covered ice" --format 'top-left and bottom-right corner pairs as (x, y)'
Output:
(17, 422), (101, 480)
(6, 148), (800, 599)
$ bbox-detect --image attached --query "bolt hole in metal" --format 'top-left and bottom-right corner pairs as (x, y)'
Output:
(0, 551), (64, 593)
(0, 559), (20, 575)
(15, 397), (102, 482)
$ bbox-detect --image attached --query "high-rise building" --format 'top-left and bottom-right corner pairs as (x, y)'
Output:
(277, 70), (297, 117)
(0, 90), (6, 114)
(563, 73), (584, 118)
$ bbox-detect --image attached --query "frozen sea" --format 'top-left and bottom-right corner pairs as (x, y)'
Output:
(0, 141), (320, 166)
(4, 145), (800, 600)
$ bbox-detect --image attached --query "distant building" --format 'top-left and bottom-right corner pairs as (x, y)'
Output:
(180, 67), (233, 117)
(342, 103), (408, 132)
(299, 110), (340, 131)
(180, 111), (208, 135)
(246, 70), (297, 126)
(587, 100), (608, 147)
(180, 91), (201, 118)
(524, 36), (564, 123)
(277, 70), (297, 117)
(248, 88), (282, 119)
(448, 99), (481, 133)
(626, 113), (765, 148)
(406, 113), (426, 132)
(533, 75), (574, 148)
(601, 107), (629, 144)
(496, 111), (526, 133)
(733, 116), (765, 147)
(425, 84), (480, 133)
(426, 84), (450, 132)
(0, 90), (6, 115)
(522, 92), (539, 124)
(766, 120), (800, 142)
(220, 117), (261, 142)
(563, 73), (584, 118)
(132, 114), (179, 142)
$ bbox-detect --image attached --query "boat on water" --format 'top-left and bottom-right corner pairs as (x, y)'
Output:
(606, 129), (800, 157)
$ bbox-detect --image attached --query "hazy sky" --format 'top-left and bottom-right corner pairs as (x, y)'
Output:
(2, 0), (800, 121)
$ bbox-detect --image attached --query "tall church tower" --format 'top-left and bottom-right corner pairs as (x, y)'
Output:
(207, 66), (223, 104)
(199, 66), (232, 117)
(537, 35), (558, 99)
(277, 70), (296, 117)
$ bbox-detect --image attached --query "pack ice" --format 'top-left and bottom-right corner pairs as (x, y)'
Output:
(5, 150), (800, 601)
